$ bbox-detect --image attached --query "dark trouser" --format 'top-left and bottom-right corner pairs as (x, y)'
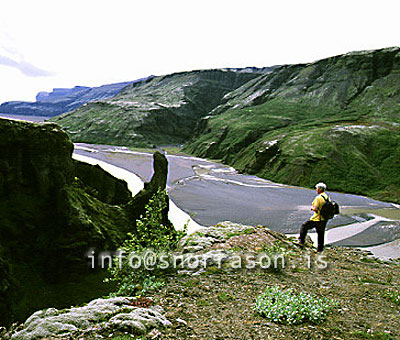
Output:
(299, 220), (327, 252)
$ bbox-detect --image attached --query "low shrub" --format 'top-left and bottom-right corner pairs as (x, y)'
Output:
(254, 285), (338, 324)
(105, 188), (187, 296)
(383, 288), (400, 305)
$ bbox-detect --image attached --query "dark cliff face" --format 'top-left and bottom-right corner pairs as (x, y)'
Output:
(74, 161), (131, 205)
(0, 119), (170, 326)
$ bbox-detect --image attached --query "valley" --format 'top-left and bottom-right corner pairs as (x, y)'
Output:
(47, 47), (400, 203)
(1, 46), (400, 338)
(74, 142), (400, 260)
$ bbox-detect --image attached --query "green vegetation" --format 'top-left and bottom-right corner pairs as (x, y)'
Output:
(351, 330), (395, 339)
(52, 70), (258, 147)
(259, 241), (292, 273)
(196, 298), (211, 307)
(226, 227), (255, 238)
(134, 188), (185, 249)
(254, 285), (338, 325)
(106, 189), (186, 296)
(50, 48), (400, 202)
(184, 100), (400, 201)
(184, 48), (400, 202)
(383, 288), (400, 305)
(217, 292), (234, 303)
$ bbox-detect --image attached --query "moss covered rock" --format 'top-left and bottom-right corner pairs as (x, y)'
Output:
(0, 119), (170, 326)
(8, 297), (171, 339)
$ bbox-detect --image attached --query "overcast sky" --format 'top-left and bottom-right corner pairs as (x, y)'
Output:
(0, 0), (399, 104)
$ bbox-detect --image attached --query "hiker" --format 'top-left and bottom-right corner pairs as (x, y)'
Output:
(299, 182), (329, 252)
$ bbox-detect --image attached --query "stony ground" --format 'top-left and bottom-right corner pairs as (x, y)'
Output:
(152, 248), (400, 339)
(139, 224), (400, 339)
(4, 224), (400, 340)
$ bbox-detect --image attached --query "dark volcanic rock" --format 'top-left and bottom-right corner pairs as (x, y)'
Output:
(126, 151), (171, 228)
(74, 161), (131, 205)
(0, 118), (169, 326)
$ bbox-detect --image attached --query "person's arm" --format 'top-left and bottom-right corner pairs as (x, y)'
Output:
(311, 197), (321, 212)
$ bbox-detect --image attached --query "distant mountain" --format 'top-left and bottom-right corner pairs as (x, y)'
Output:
(52, 69), (264, 146)
(0, 79), (148, 117)
(183, 47), (400, 202)
(35, 86), (90, 101)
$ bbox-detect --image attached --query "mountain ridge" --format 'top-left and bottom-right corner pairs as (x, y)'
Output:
(51, 69), (264, 146)
(49, 47), (400, 202)
(183, 47), (400, 202)
(0, 80), (143, 117)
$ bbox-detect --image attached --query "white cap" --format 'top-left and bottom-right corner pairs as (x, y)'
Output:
(315, 182), (327, 191)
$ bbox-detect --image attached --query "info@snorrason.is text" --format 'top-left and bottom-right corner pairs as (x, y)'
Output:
(86, 249), (328, 271)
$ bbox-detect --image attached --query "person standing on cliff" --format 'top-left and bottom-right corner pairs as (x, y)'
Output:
(298, 182), (329, 252)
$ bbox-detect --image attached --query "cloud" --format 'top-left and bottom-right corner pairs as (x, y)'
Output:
(0, 54), (54, 77)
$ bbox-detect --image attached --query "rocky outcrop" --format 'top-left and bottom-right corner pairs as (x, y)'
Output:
(174, 221), (307, 277)
(179, 221), (299, 254)
(74, 161), (131, 205)
(6, 297), (171, 340)
(0, 118), (170, 326)
(126, 151), (169, 223)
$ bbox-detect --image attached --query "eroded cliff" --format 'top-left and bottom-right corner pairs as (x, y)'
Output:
(0, 118), (169, 326)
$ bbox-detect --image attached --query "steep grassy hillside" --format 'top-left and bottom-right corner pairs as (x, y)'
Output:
(51, 48), (400, 201)
(184, 47), (400, 202)
(52, 70), (260, 146)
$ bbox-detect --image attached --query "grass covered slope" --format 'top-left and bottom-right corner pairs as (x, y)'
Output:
(52, 70), (259, 147)
(184, 47), (400, 202)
